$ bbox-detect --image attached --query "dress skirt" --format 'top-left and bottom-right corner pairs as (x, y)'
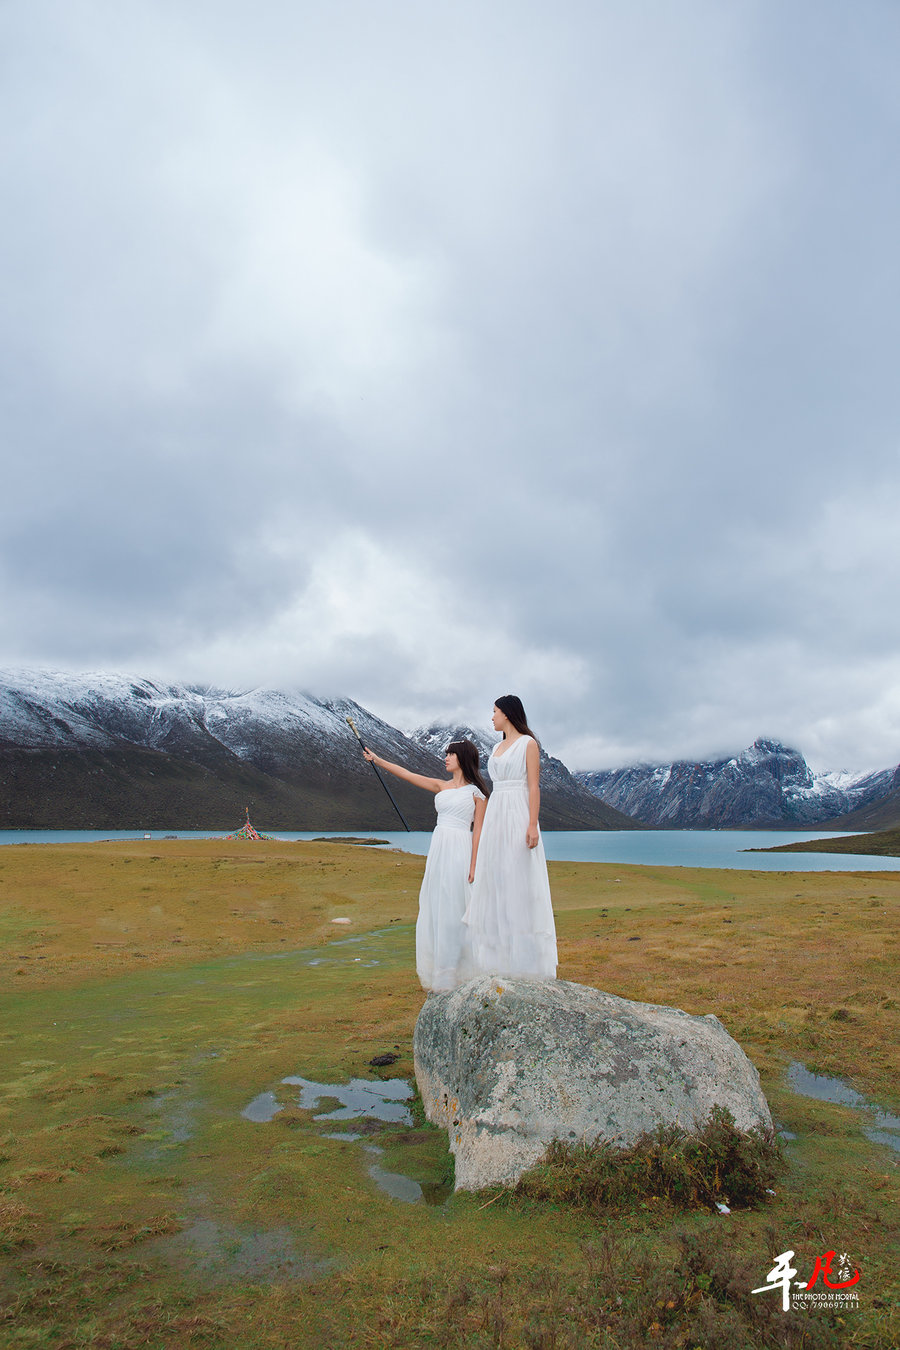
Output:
(463, 778), (557, 980)
(416, 818), (473, 992)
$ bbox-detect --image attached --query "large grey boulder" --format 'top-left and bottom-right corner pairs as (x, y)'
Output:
(413, 976), (773, 1191)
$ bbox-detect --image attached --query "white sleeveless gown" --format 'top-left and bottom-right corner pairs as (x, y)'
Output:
(417, 783), (484, 992)
(462, 735), (557, 980)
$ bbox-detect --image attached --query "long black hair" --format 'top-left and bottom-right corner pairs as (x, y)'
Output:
(446, 740), (489, 795)
(494, 694), (539, 745)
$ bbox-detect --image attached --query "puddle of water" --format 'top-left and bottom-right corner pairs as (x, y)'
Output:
(787, 1061), (900, 1154)
(242, 1091), (282, 1123)
(218, 925), (406, 973)
(138, 1093), (201, 1160)
(301, 930), (397, 967)
(155, 1216), (330, 1284)
(788, 1062), (867, 1110)
(302, 956), (381, 967)
(420, 1181), (455, 1205)
(163, 1100), (199, 1143)
(362, 1144), (423, 1203)
(864, 1128), (900, 1151)
(327, 932), (390, 949)
(279, 1076), (413, 1124)
(240, 1076), (452, 1205)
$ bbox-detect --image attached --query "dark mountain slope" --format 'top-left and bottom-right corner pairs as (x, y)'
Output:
(0, 671), (446, 830)
(0, 671), (630, 830)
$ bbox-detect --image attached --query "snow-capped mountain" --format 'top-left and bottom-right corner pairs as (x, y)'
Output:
(576, 737), (897, 829)
(0, 668), (433, 771)
(409, 722), (641, 831)
(0, 670), (634, 830)
(0, 668), (445, 830)
(410, 722), (501, 764)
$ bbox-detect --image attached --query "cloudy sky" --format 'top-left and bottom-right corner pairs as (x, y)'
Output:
(2, 1), (900, 771)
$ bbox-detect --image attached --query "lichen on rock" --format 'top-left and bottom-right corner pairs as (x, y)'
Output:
(413, 976), (773, 1191)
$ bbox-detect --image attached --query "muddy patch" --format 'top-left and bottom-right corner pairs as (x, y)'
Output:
(150, 1210), (331, 1284)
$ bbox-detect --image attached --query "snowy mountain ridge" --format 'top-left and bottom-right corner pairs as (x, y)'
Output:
(0, 668), (342, 754)
(409, 722), (500, 762)
(576, 737), (897, 829)
(0, 667), (447, 830)
(4, 671), (896, 831)
(0, 669), (626, 830)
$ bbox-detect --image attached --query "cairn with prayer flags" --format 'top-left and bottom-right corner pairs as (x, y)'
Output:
(225, 808), (273, 841)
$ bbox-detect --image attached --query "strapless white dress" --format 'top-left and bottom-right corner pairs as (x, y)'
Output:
(417, 783), (484, 992)
(462, 735), (557, 980)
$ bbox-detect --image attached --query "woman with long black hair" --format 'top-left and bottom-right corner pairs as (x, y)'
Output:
(362, 740), (487, 992)
(462, 695), (558, 980)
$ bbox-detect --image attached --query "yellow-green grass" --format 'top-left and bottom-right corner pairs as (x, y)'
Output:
(0, 840), (897, 1348)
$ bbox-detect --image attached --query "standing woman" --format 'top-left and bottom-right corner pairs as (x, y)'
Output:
(463, 696), (558, 980)
(362, 741), (487, 992)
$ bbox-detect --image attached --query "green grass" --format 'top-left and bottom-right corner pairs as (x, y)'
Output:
(0, 841), (898, 1347)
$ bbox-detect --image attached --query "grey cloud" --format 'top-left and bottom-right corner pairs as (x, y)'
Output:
(2, 1), (900, 774)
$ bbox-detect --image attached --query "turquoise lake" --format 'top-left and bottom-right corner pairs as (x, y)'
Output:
(2, 828), (898, 871)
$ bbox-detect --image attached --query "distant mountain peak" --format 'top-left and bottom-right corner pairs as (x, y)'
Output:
(576, 737), (896, 829)
(411, 722), (500, 760)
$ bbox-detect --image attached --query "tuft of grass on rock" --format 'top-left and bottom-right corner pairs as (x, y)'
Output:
(515, 1106), (785, 1214)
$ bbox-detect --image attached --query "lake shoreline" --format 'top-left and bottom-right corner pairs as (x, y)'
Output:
(3, 826), (900, 871)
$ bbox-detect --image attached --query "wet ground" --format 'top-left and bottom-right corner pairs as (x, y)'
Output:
(241, 1074), (452, 1205)
(787, 1060), (900, 1154)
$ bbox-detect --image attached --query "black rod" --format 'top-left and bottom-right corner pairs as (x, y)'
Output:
(345, 716), (411, 831)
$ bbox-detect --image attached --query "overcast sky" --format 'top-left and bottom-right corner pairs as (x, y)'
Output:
(2, 1), (900, 771)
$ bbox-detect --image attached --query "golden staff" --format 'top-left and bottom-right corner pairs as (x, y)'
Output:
(345, 717), (411, 832)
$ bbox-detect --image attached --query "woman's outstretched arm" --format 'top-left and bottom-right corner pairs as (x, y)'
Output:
(362, 747), (446, 794)
(468, 793), (488, 883)
(525, 738), (541, 849)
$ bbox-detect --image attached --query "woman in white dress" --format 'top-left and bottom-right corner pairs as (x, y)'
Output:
(362, 740), (487, 992)
(463, 695), (558, 980)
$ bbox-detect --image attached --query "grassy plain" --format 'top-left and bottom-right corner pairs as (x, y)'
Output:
(0, 839), (898, 1348)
